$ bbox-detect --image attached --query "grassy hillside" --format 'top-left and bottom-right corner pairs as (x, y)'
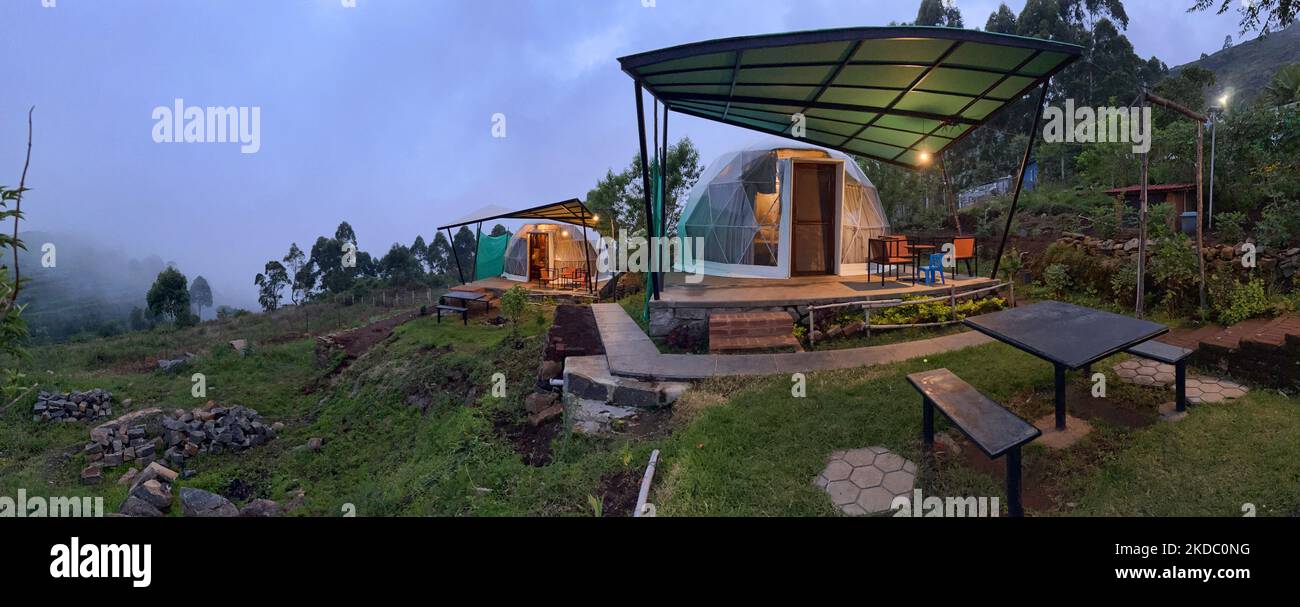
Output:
(2, 295), (1295, 517)
(1173, 22), (1300, 103)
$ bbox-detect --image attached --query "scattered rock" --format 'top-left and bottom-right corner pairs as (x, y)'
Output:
(229, 339), (249, 355)
(157, 359), (188, 373)
(239, 498), (282, 517)
(180, 487), (238, 517)
(157, 402), (278, 467)
(117, 467), (139, 486)
(80, 465), (103, 485)
(527, 403), (564, 427)
(524, 391), (559, 415)
(307, 437), (323, 451)
(131, 479), (173, 512)
(118, 496), (163, 518)
(33, 388), (115, 423)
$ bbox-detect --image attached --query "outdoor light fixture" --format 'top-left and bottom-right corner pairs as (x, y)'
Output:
(918, 151), (932, 164)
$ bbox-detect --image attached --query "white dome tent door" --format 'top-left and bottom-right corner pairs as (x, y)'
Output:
(791, 159), (840, 276)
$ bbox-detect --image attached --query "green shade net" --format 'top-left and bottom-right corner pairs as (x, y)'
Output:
(620, 26), (1081, 170)
(474, 231), (512, 281)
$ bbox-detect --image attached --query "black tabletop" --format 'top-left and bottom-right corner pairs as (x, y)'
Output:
(963, 301), (1168, 370)
(442, 290), (486, 301)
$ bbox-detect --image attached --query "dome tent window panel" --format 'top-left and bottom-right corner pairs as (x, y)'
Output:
(504, 237), (528, 277)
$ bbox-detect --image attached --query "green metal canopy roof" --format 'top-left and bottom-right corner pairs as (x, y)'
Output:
(619, 26), (1082, 170)
(436, 198), (598, 231)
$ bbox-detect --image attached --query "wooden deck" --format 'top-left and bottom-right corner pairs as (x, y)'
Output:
(654, 271), (999, 309)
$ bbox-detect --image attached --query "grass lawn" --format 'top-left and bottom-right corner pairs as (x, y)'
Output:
(3, 293), (1294, 517)
(652, 342), (1299, 517)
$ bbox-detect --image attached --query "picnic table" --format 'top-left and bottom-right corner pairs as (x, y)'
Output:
(963, 301), (1168, 430)
(440, 290), (492, 312)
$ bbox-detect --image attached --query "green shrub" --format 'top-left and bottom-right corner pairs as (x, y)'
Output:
(871, 296), (1006, 326)
(1149, 235), (1200, 312)
(1257, 201), (1300, 251)
(500, 285), (529, 332)
(1212, 279), (1272, 325)
(1042, 264), (1072, 298)
(1110, 259), (1140, 307)
(1146, 202), (1175, 240)
(1213, 211), (1247, 244)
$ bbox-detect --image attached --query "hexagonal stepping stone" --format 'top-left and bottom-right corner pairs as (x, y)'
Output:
(814, 446), (916, 516)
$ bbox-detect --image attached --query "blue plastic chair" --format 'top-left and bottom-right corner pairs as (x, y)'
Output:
(920, 253), (946, 286)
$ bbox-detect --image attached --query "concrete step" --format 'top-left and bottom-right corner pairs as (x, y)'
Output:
(710, 334), (802, 354)
(1240, 314), (1300, 350)
(563, 355), (689, 410)
(1199, 317), (1276, 355)
(708, 310), (797, 354)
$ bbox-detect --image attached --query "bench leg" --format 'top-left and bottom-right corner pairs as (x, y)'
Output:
(1054, 363), (1067, 431)
(922, 396), (935, 449)
(436, 308), (442, 324)
(1006, 447), (1024, 518)
(1175, 361), (1187, 412)
(462, 311), (468, 326)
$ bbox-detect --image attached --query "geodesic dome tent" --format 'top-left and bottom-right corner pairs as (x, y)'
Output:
(502, 222), (610, 284)
(679, 142), (890, 278)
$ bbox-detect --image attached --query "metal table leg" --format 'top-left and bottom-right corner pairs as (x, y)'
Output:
(1007, 447), (1024, 517)
(1054, 363), (1067, 430)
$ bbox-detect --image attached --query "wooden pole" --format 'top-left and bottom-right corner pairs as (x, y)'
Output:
(1137, 141), (1149, 318)
(940, 153), (962, 235)
(1195, 121), (1207, 314)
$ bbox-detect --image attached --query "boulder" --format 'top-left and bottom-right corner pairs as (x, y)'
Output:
(524, 391), (559, 415)
(179, 487), (238, 517)
(118, 496), (164, 518)
(117, 467), (139, 486)
(131, 479), (172, 512)
(239, 499), (282, 517)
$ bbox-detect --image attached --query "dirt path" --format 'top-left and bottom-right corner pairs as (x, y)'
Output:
(331, 309), (421, 358)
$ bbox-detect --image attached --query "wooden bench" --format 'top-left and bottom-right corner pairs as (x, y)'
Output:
(907, 368), (1041, 517)
(1124, 340), (1194, 412)
(436, 304), (469, 325)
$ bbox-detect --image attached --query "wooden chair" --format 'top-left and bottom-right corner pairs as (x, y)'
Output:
(869, 238), (916, 286)
(536, 268), (555, 289)
(951, 236), (977, 279)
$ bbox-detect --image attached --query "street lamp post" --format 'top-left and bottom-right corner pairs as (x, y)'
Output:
(1208, 93), (1229, 231)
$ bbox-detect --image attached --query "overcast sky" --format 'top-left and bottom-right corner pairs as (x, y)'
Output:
(1, 0), (1244, 308)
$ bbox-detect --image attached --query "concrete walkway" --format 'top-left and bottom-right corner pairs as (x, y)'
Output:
(592, 304), (992, 381)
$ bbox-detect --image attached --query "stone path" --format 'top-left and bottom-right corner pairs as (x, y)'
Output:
(1112, 358), (1249, 404)
(592, 304), (992, 381)
(814, 447), (916, 516)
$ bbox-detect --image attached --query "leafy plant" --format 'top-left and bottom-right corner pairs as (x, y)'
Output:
(1110, 259), (1140, 307)
(1213, 211), (1247, 244)
(1042, 264), (1072, 299)
(1256, 200), (1300, 251)
(586, 494), (603, 518)
(499, 285), (528, 334)
(1149, 235), (1200, 312)
(1212, 278), (1273, 325)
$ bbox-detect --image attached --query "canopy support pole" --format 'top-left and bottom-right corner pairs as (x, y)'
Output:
(473, 221), (482, 282)
(661, 101), (669, 243)
(989, 81), (1050, 280)
(582, 211), (593, 294)
(634, 82), (660, 300)
(445, 227), (466, 285)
